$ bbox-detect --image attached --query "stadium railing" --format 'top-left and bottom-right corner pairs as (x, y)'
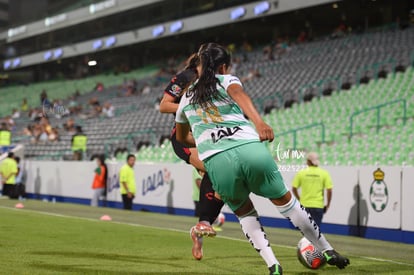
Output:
(273, 122), (326, 151)
(349, 99), (407, 139)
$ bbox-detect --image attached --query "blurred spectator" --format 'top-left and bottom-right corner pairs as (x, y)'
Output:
(297, 31), (307, 43)
(31, 124), (43, 143)
(48, 128), (59, 142)
(262, 43), (274, 61)
(95, 82), (104, 91)
(40, 117), (53, 136)
(241, 40), (253, 62)
(40, 90), (51, 107)
(29, 108), (42, 121)
(0, 122), (11, 148)
(0, 152), (18, 198)
(141, 84), (151, 95)
(331, 21), (348, 39)
(4, 116), (15, 130)
(21, 124), (33, 137)
(91, 155), (107, 207)
(11, 109), (20, 119)
(102, 102), (115, 118)
(123, 79), (137, 96)
(241, 69), (261, 83)
(80, 97), (102, 119)
(51, 99), (69, 119)
(21, 98), (28, 112)
(227, 43), (236, 54)
(63, 118), (76, 133)
(68, 96), (82, 115)
(230, 57), (240, 75)
(275, 37), (291, 58)
(14, 156), (26, 199)
(71, 126), (87, 160)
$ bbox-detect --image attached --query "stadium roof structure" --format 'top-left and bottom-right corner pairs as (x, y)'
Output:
(1, 0), (166, 42)
(2, 0), (338, 71)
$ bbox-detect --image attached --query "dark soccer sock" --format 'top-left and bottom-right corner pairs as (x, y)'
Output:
(198, 173), (224, 225)
(239, 209), (279, 268)
(276, 196), (333, 252)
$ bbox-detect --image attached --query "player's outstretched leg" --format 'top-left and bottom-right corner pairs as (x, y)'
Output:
(272, 192), (350, 269)
(193, 173), (224, 237)
(190, 173), (224, 260)
(236, 200), (283, 275)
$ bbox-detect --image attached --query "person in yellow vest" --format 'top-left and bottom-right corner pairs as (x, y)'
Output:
(0, 152), (18, 198)
(0, 123), (11, 152)
(71, 126), (87, 160)
(119, 154), (136, 210)
(292, 152), (333, 227)
(21, 98), (29, 112)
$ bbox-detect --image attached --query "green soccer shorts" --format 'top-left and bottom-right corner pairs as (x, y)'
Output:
(204, 141), (288, 212)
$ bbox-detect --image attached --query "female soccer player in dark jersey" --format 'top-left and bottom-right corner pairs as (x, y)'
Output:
(159, 44), (224, 260)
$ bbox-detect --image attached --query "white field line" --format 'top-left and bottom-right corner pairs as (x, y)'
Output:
(1, 205), (414, 267)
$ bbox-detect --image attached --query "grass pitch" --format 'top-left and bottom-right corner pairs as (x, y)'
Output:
(0, 199), (413, 274)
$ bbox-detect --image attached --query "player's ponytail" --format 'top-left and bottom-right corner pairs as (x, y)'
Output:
(184, 53), (199, 71)
(191, 44), (231, 110)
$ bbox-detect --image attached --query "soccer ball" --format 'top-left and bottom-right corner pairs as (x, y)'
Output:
(297, 237), (326, 269)
(214, 212), (225, 227)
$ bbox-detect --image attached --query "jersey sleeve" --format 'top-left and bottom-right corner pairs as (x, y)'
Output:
(221, 75), (243, 91)
(175, 94), (189, 124)
(164, 70), (195, 98)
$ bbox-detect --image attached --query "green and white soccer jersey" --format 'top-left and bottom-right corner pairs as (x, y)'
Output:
(175, 74), (259, 160)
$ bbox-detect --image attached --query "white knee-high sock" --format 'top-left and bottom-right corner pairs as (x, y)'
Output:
(239, 211), (279, 268)
(277, 196), (333, 252)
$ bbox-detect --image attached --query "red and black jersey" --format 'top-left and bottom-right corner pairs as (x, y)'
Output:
(163, 68), (197, 160)
(164, 68), (197, 103)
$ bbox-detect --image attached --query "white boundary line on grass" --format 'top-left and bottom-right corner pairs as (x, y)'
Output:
(2, 205), (414, 267)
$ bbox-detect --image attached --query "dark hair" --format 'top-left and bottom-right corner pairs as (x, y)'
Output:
(190, 44), (231, 109)
(184, 53), (199, 71)
(7, 152), (14, 158)
(198, 42), (220, 55)
(127, 154), (135, 161)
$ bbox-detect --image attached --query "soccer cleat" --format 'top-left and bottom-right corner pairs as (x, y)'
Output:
(323, 250), (350, 269)
(192, 222), (217, 237)
(268, 264), (283, 275)
(190, 226), (203, 260)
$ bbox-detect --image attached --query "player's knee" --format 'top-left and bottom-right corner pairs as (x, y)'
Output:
(270, 191), (292, 206)
(234, 199), (255, 218)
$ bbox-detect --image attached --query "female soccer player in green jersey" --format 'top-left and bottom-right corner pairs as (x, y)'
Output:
(175, 44), (349, 275)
